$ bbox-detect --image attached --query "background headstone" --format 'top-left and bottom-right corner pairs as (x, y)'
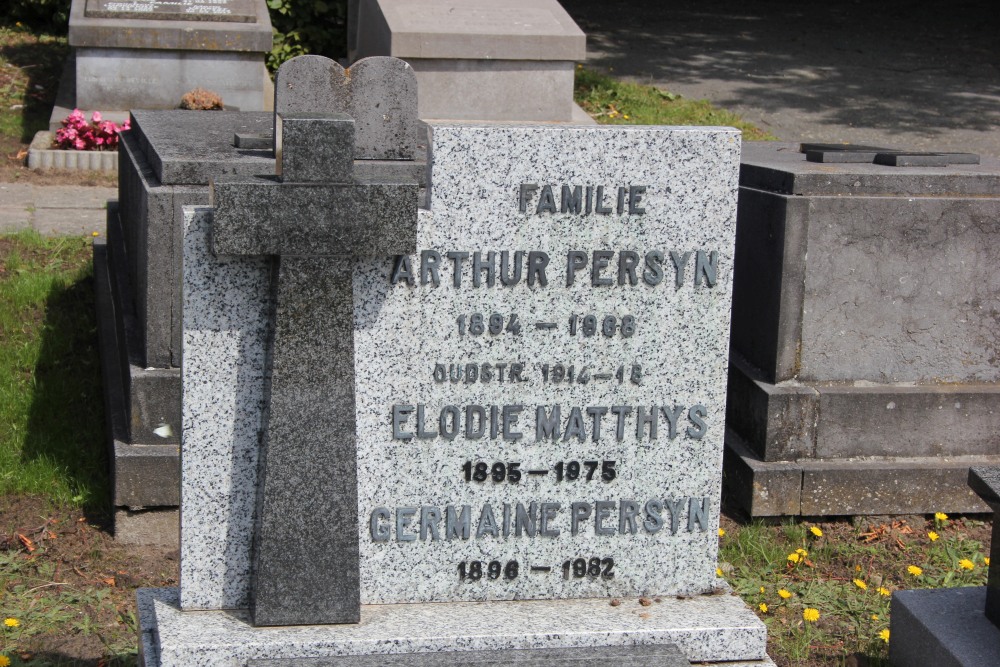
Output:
(351, 0), (589, 122)
(726, 142), (1000, 517)
(62, 0), (273, 127)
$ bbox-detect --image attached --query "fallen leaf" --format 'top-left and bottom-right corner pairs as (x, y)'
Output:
(17, 533), (35, 552)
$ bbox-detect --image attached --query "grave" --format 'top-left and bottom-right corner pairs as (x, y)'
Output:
(136, 55), (771, 666)
(61, 0), (272, 127)
(889, 467), (1000, 666)
(350, 0), (589, 122)
(94, 109), (276, 543)
(725, 142), (1000, 517)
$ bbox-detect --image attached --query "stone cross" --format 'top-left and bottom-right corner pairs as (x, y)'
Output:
(208, 56), (420, 626)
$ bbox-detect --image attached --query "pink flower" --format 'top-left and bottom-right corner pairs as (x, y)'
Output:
(55, 110), (128, 150)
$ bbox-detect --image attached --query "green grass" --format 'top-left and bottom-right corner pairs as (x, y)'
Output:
(718, 515), (989, 664)
(0, 231), (105, 508)
(574, 67), (776, 140)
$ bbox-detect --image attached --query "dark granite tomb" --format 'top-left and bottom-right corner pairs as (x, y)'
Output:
(726, 142), (1000, 517)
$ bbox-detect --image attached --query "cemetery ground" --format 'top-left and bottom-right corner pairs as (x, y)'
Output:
(0, 233), (993, 666)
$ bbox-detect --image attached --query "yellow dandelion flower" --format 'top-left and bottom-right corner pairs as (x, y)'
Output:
(879, 628), (890, 643)
(907, 565), (923, 576)
(787, 553), (801, 564)
(778, 588), (792, 599)
(928, 531), (939, 541)
(853, 579), (868, 591)
(855, 565), (862, 572)
(576, 63), (583, 69)
(92, 231), (100, 237)
(803, 608), (820, 623)
(878, 587), (891, 597)
(759, 602), (768, 613)
(796, 548), (808, 556)
(718, 528), (725, 537)
(810, 526), (823, 537)
(3, 618), (18, 628)
(871, 614), (879, 621)
(0, 655), (10, 667)
(959, 559), (975, 570)
(935, 512), (948, 521)
(623, 114), (630, 120)
(716, 567), (723, 577)
(986, 557), (991, 566)
(759, 586), (766, 594)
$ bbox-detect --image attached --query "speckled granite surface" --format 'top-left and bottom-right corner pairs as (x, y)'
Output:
(180, 205), (271, 611)
(139, 587), (769, 667)
(180, 124), (741, 610)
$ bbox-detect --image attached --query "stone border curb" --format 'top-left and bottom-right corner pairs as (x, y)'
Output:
(28, 131), (118, 172)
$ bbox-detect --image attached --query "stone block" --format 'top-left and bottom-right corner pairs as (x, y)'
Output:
(140, 588), (768, 666)
(814, 385), (1000, 459)
(723, 432), (995, 516)
(722, 431), (803, 517)
(209, 179), (419, 257)
(75, 48), (270, 112)
(69, 0), (272, 52)
(274, 57), (419, 161)
(68, 0), (273, 112)
(729, 187), (808, 384)
(276, 114), (355, 183)
(408, 59), (578, 123)
(352, 0), (586, 122)
(114, 441), (180, 508)
(890, 588), (1000, 667)
(248, 644), (691, 666)
(96, 235), (181, 537)
(115, 507), (179, 546)
(85, 0), (258, 23)
(740, 142), (1000, 197)
(727, 142), (1000, 517)
(128, 110), (274, 185)
(799, 460), (991, 516)
(796, 195), (1000, 384)
(725, 358), (817, 462)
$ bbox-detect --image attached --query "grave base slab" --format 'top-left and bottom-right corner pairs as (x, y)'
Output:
(890, 587), (1000, 667)
(138, 588), (772, 667)
(724, 432), (996, 517)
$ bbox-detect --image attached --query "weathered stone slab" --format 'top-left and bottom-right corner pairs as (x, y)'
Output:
(85, 0), (257, 23)
(140, 588), (768, 666)
(273, 56), (418, 160)
(248, 643), (690, 666)
(891, 588), (1000, 667)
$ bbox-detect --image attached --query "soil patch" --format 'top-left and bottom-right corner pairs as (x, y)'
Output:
(0, 495), (178, 665)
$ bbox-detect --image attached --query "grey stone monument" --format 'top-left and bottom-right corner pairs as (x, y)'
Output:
(351, 0), (589, 122)
(61, 0), (272, 127)
(135, 55), (772, 665)
(725, 142), (1000, 517)
(889, 467), (1000, 666)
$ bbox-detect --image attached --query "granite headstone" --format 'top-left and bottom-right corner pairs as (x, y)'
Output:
(137, 55), (770, 666)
